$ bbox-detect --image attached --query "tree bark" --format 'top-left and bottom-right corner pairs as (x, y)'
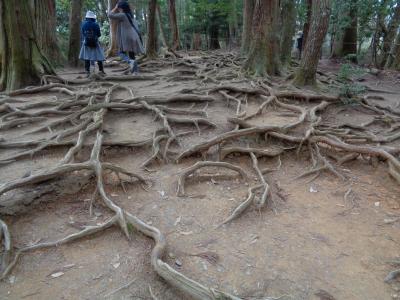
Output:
(241, 0), (255, 54)
(209, 11), (221, 50)
(302, 0), (313, 52)
(156, 4), (169, 49)
(294, 0), (331, 86)
(107, 0), (119, 57)
(146, 0), (158, 58)
(228, 0), (239, 50)
(32, 0), (60, 64)
(370, 0), (390, 67)
(342, 0), (358, 60)
(168, 0), (180, 50)
(0, 0), (53, 91)
(280, 0), (296, 65)
(192, 33), (202, 50)
(381, 0), (400, 68)
(244, 0), (281, 76)
(68, 0), (83, 66)
(387, 32), (400, 69)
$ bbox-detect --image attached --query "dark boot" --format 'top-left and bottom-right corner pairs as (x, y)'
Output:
(85, 60), (91, 77)
(98, 61), (106, 76)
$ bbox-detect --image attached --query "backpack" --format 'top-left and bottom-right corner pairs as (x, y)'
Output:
(84, 29), (97, 48)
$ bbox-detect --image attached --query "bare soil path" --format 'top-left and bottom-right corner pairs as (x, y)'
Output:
(0, 52), (399, 300)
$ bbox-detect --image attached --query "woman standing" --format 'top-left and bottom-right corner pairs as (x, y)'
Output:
(79, 11), (106, 77)
(108, 2), (144, 74)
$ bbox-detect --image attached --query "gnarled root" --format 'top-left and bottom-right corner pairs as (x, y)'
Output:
(176, 161), (249, 196)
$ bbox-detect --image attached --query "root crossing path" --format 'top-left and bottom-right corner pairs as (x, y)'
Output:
(0, 53), (399, 299)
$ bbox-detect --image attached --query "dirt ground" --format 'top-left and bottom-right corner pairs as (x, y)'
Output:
(0, 54), (399, 300)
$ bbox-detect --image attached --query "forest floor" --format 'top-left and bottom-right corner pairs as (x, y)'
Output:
(0, 52), (399, 300)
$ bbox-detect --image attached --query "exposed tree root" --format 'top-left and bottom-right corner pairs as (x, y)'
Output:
(1, 54), (400, 299)
(250, 152), (271, 209)
(176, 161), (249, 196)
(220, 146), (284, 160)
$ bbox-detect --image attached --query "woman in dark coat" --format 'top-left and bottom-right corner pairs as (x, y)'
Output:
(108, 2), (144, 73)
(79, 11), (106, 77)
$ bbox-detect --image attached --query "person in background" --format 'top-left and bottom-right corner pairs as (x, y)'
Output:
(108, 1), (144, 74)
(296, 32), (304, 60)
(79, 11), (106, 77)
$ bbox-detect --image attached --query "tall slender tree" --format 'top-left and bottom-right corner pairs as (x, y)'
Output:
(156, 3), (169, 49)
(341, 0), (358, 59)
(147, 0), (158, 58)
(241, 0), (255, 54)
(381, 0), (400, 68)
(209, 10), (221, 50)
(331, 0), (358, 60)
(280, 0), (296, 65)
(107, 0), (119, 57)
(370, 0), (390, 67)
(387, 31), (400, 69)
(168, 0), (180, 50)
(68, 0), (83, 66)
(244, 0), (281, 76)
(294, 0), (331, 86)
(0, 0), (53, 91)
(228, 0), (239, 49)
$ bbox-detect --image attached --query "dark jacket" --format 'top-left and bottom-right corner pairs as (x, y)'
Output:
(81, 18), (101, 42)
(79, 18), (105, 61)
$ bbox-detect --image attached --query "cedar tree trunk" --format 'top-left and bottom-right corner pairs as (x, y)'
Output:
(68, 0), (83, 66)
(294, 0), (331, 86)
(244, 0), (281, 76)
(0, 0), (53, 91)
(241, 0), (255, 54)
(32, 0), (60, 63)
(280, 0), (296, 65)
(147, 0), (158, 58)
(168, 0), (180, 50)
(381, 0), (400, 68)
(107, 0), (119, 57)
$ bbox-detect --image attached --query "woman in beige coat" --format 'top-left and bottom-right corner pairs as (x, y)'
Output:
(109, 1), (144, 73)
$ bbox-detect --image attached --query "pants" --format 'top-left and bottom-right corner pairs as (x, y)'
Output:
(118, 51), (135, 63)
(85, 60), (104, 72)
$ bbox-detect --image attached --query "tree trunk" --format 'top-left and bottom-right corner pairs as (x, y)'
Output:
(0, 0), (54, 91)
(302, 0), (313, 51)
(342, 0), (358, 60)
(280, 0), (296, 65)
(209, 13), (221, 50)
(107, 0), (119, 57)
(168, 0), (180, 50)
(228, 0), (239, 50)
(244, 0), (281, 76)
(32, 0), (60, 64)
(241, 0), (255, 54)
(370, 0), (390, 67)
(98, 0), (108, 23)
(156, 4), (169, 49)
(68, 0), (83, 66)
(387, 32), (400, 69)
(146, 0), (158, 58)
(192, 33), (202, 50)
(381, 0), (400, 68)
(294, 0), (331, 86)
